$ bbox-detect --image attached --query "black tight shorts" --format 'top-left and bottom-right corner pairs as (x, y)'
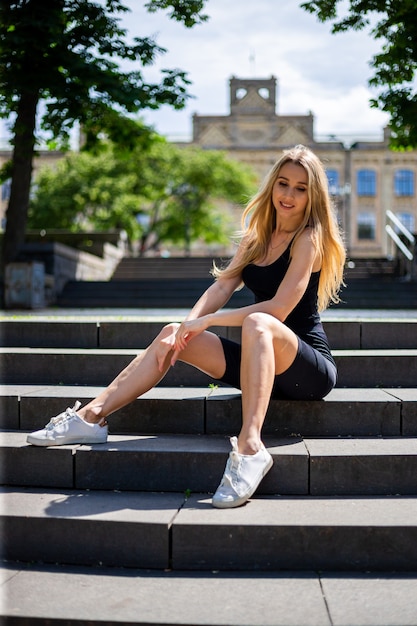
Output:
(217, 335), (337, 401)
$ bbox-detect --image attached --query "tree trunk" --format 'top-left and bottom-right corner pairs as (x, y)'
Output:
(2, 91), (38, 267)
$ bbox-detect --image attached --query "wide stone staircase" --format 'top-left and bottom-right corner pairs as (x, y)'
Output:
(1, 313), (417, 624)
(57, 256), (417, 309)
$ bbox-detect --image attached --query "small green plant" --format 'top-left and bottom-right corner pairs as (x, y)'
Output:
(208, 383), (219, 397)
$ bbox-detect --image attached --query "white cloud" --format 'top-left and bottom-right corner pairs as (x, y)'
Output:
(121, 0), (390, 140)
(0, 0), (390, 143)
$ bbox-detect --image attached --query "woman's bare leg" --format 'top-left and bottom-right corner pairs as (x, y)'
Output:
(238, 312), (298, 454)
(78, 323), (227, 423)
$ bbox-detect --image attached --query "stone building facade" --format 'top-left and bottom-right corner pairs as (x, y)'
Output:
(191, 76), (417, 259)
(1, 75), (416, 260)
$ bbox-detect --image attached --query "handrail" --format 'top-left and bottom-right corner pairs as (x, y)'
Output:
(385, 210), (414, 261)
(386, 210), (415, 244)
(385, 225), (413, 261)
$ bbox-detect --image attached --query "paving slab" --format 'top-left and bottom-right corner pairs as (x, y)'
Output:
(0, 384), (410, 437)
(172, 494), (417, 571)
(385, 388), (417, 436)
(3, 346), (417, 387)
(0, 347), (136, 386)
(106, 387), (210, 435)
(2, 308), (416, 320)
(360, 320), (417, 349)
(306, 437), (417, 495)
(4, 562), (417, 626)
(99, 319), (163, 348)
(0, 563), (330, 626)
(0, 384), (57, 428)
(333, 349), (417, 387)
(0, 395), (18, 429)
(323, 320), (361, 349)
(321, 572), (417, 626)
(1, 431), (306, 494)
(0, 319), (99, 348)
(232, 318), (416, 350)
(15, 385), (209, 434)
(3, 345), (417, 390)
(0, 487), (183, 568)
(0, 430), (75, 488)
(2, 315), (415, 349)
(74, 435), (308, 494)
(5, 430), (417, 495)
(0, 348), (215, 387)
(17, 385), (107, 430)
(99, 320), (228, 349)
(208, 387), (402, 437)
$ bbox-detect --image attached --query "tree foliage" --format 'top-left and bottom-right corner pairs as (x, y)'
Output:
(0, 0), (208, 267)
(301, 0), (417, 148)
(28, 132), (256, 254)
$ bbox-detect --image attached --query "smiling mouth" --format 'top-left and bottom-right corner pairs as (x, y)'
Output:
(280, 201), (294, 208)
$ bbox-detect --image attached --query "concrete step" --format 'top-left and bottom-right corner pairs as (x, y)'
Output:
(324, 279), (417, 311)
(56, 276), (417, 309)
(1, 317), (416, 349)
(0, 346), (218, 386)
(57, 279), (254, 309)
(2, 431), (417, 496)
(343, 257), (397, 279)
(1, 346), (417, 387)
(112, 256), (396, 281)
(1, 385), (416, 437)
(333, 348), (417, 386)
(114, 255), (397, 281)
(1, 314), (416, 593)
(2, 487), (417, 571)
(111, 256), (218, 280)
(3, 563), (417, 626)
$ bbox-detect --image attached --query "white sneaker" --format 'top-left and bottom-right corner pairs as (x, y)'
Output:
(26, 401), (108, 447)
(212, 436), (273, 509)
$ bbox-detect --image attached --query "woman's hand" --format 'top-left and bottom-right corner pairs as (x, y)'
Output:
(171, 316), (210, 366)
(156, 328), (178, 373)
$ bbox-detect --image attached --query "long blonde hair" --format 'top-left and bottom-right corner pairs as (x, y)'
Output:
(213, 145), (346, 311)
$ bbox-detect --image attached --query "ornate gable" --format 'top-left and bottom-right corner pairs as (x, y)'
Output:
(235, 88), (272, 113)
(276, 125), (310, 146)
(198, 124), (230, 148)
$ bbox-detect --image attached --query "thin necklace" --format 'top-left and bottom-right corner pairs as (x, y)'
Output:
(270, 232), (291, 250)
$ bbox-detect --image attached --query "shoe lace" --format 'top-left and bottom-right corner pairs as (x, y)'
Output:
(45, 401), (81, 430)
(220, 448), (241, 489)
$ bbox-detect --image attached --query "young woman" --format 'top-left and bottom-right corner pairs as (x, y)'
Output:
(27, 144), (346, 509)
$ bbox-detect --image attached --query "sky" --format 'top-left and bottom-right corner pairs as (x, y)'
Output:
(0, 0), (390, 146)
(117, 0), (390, 143)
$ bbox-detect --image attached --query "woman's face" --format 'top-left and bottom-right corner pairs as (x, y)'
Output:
(272, 161), (309, 226)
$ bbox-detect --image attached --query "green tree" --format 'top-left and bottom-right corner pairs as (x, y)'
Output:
(28, 133), (256, 254)
(0, 0), (208, 268)
(301, 0), (417, 148)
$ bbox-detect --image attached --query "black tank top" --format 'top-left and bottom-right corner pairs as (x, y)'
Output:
(241, 242), (335, 365)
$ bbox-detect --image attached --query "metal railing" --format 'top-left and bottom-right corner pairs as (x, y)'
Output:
(385, 210), (415, 280)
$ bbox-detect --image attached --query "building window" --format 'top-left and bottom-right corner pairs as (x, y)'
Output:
(394, 170), (414, 196)
(326, 169), (339, 195)
(357, 211), (376, 240)
(357, 169), (376, 196)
